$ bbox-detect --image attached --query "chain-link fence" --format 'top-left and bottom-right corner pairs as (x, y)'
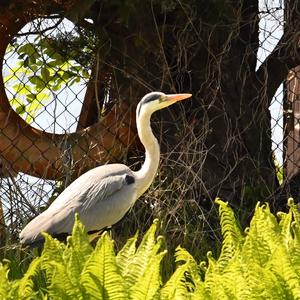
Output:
(0, 0), (299, 247)
(0, 16), (137, 239)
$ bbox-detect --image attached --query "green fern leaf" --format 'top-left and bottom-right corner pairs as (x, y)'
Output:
(175, 247), (209, 299)
(288, 198), (300, 225)
(214, 199), (243, 272)
(17, 257), (41, 298)
(0, 264), (14, 299)
(175, 247), (200, 286)
(130, 250), (166, 300)
(271, 246), (300, 299)
(135, 219), (160, 257)
(160, 263), (190, 300)
(40, 234), (82, 298)
(64, 215), (93, 287)
(246, 203), (281, 262)
(47, 261), (80, 299)
(204, 251), (217, 290)
(292, 222), (300, 245)
(278, 210), (293, 246)
(290, 222), (300, 275)
(123, 220), (163, 288)
(41, 232), (65, 264)
(40, 233), (65, 285)
(116, 231), (138, 276)
(81, 232), (126, 299)
(242, 224), (271, 268)
(67, 214), (93, 258)
(191, 286), (212, 300)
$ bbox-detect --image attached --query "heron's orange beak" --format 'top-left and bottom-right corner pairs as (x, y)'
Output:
(164, 93), (192, 105)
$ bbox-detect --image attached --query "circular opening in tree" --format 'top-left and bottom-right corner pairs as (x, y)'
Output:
(3, 18), (93, 133)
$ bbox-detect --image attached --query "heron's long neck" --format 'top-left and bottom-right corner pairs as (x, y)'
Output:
(134, 110), (160, 197)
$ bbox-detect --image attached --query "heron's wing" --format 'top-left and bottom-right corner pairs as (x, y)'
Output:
(48, 174), (132, 233)
(20, 173), (133, 245)
(80, 174), (129, 211)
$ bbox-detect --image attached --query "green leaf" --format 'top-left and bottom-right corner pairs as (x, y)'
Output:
(15, 104), (26, 115)
(214, 199), (244, 272)
(40, 67), (51, 83)
(64, 214), (93, 287)
(17, 257), (41, 298)
(18, 43), (36, 56)
(123, 220), (163, 288)
(29, 75), (45, 88)
(40, 233), (65, 284)
(130, 251), (166, 300)
(0, 264), (13, 299)
(116, 232), (138, 275)
(160, 263), (190, 300)
(81, 232), (127, 299)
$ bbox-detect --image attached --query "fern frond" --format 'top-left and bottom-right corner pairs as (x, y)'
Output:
(175, 247), (209, 299)
(205, 272), (235, 300)
(290, 222), (300, 275)
(175, 247), (202, 285)
(81, 232), (126, 299)
(47, 261), (80, 299)
(64, 215), (93, 287)
(130, 250), (166, 300)
(242, 224), (271, 268)
(160, 263), (189, 300)
(41, 234), (82, 298)
(135, 219), (160, 257)
(287, 200), (300, 277)
(191, 287), (211, 300)
(123, 220), (163, 288)
(41, 232), (65, 262)
(214, 199), (243, 272)
(288, 198), (300, 225)
(246, 203), (281, 260)
(271, 245), (300, 299)
(17, 257), (41, 298)
(0, 264), (14, 299)
(261, 267), (294, 299)
(67, 213), (93, 259)
(277, 210), (293, 245)
(116, 231), (138, 275)
(219, 257), (287, 300)
(204, 251), (216, 287)
(40, 233), (65, 285)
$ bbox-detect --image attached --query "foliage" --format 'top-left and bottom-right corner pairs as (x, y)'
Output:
(2, 199), (300, 299)
(274, 156), (284, 185)
(4, 21), (91, 123)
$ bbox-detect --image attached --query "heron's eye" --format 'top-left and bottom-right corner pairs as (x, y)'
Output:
(124, 175), (135, 185)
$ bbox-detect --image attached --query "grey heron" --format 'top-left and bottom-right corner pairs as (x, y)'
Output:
(20, 92), (192, 246)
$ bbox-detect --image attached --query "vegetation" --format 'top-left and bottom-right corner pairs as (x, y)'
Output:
(1, 199), (300, 299)
(4, 27), (91, 123)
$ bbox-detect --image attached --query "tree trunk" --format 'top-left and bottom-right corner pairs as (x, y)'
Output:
(87, 0), (285, 207)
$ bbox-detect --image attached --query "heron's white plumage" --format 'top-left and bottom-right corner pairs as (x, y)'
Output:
(20, 164), (136, 245)
(20, 92), (192, 246)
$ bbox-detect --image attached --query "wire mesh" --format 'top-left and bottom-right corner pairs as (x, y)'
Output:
(0, 16), (136, 239)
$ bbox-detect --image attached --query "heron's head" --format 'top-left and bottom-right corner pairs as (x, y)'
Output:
(137, 92), (192, 117)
